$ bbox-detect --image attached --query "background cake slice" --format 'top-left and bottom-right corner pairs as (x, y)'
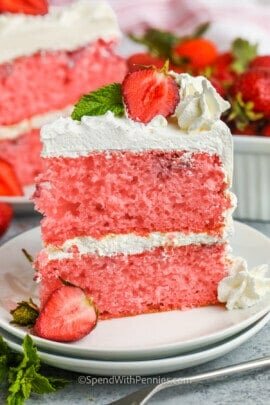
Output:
(0, 0), (126, 188)
(34, 69), (236, 319)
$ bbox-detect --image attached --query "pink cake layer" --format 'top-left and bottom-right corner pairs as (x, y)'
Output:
(34, 151), (232, 245)
(0, 39), (127, 125)
(0, 129), (42, 186)
(36, 243), (228, 319)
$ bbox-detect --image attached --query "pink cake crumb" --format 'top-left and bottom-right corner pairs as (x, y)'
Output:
(36, 243), (229, 319)
(0, 129), (42, 186)
(34, 151), (232, 245)
(0, 39), (127, 126)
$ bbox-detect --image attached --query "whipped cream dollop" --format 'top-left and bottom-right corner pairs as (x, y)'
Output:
(0, 0), (121, 64)
(173, 73), (230, 132)
(218, 257), (270, 310)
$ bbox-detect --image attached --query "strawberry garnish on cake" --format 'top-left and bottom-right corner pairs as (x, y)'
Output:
(122, 62), (180, 123)
(0, 0), (48, 15)
(72, 62), (180, 124)
(0, 158), (23, 196)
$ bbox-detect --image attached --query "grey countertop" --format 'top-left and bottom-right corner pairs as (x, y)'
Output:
(1, 214), (270, 405)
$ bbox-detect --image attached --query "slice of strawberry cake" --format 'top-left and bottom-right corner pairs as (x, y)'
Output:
(34, 67), (237, 320)
(0, 0), (126, 189)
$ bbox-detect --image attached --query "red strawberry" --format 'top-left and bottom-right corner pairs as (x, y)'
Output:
(250, 56), (270, 70)
(34, 285), (98, 342)
(262, 123), (270, 136)
(0, 159), (23, 196)
(233, 123), (258, 136)
(0, 203), (13, 237)
(210, 77), (226, 97)
(233, 70), (270, 118)
(0, 0), (48, 15)
(173, 38), (218, 69)
(127, 53), (165, 72)
(212, 52), (236, 83)
(122, 64), (180, 123)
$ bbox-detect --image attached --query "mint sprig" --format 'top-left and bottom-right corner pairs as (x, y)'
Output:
(0, 335), (69, 405)
(72, 83), (124, 121)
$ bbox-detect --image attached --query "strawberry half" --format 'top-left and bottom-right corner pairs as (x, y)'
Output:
(122, 63), (180, 123)
(0, 203), (13, 237)
(0, 0), (48, 15)
(0, 159), (23, 196)
(33, 285), (98, 342)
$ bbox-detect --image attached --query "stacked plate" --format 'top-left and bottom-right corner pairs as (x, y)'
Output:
(0, 185), (34, 213)
(0, 222), (270, 376)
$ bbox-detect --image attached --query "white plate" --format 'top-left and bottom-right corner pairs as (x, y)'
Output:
(1, 313), (269, 376)
(0, 222), (269, 361)
(0, 185), (34, 213)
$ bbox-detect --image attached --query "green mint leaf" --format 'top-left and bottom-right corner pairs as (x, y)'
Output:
(6, 335), (68, 405)
(72, 83), (124, 121)
(192, 22), (210, 38)
(129, 28), (179, 59)
(10, 299), (39, 327)
(46, 376), (70, 390)
(231, 38), (258, 73)
(0, 355), (8, 383)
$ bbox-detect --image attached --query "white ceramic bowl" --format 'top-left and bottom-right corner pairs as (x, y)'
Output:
(233, 135), (270, 221)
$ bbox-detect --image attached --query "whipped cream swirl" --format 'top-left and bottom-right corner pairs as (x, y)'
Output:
(218, 257), (270, 310)
(173, 73), (230, 132)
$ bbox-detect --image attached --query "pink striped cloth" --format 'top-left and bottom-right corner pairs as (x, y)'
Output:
(50, 0), (270, 53)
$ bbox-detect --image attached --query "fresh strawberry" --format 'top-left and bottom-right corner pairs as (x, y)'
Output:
(250, 56), (270, 70)
(0, 0), (48, 15)
(262, 123), (270, 136)
(211, 52), (236, 86)
(233, 123), (258, 136)
(0, 203), (13, 237)
(233, 69), (270, 117)
(127, 53), (165, 72)
(210, 77), (226, 97)
(33, 285), (98, 342)
(0, 159), (23, 196)
(173, 38), (218, 70)
(122, 63), (180, 123)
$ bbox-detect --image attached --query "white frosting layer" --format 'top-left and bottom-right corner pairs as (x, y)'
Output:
(0, 106), (73, 140)
(173, 73), (230, 132)
(0, 0), (121, 64)
(218, 257), (270, 310)
(41, 111), (233, 182)
(45, 231), (225, 260)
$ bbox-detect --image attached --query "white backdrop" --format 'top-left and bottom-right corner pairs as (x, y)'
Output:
(50, 0), (270, 53)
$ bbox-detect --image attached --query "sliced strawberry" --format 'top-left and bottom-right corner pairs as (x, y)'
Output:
(0, 203), (13, 237)
(0, 159), (23, 196)
(250, 56), (270, 70)
(127, 53), (165, 72)
(33, 285), (98, 342)
(122, 64), (180, 123)
(0, 0), (48, 15)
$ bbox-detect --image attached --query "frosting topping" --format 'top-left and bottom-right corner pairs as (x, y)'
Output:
(173, 73), (230, 132)
(0, 0), (120, 64)
(44, 231), (225, 260)
(218, 257), (270, 310)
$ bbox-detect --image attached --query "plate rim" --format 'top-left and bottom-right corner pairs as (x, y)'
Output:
(1, 312), (269, 376)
